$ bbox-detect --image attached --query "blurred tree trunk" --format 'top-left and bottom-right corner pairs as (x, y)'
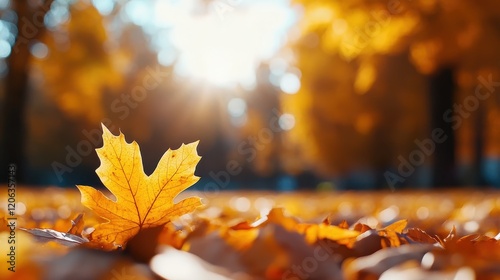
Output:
(429, 67), (457, 187)
(2, 1), (52, 182)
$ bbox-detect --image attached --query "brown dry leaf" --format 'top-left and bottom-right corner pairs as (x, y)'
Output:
(125, 225), (165, 263)
(456, 234), (482, 243)
(322, 216), (331, 225)
(242, 224), (288, 278)
(152, 246), (251, 280)
(67, 213), (85, 236)
(404, 228), (439, 244)
(45, 247), (153, 280)
(188, 230), (248, 274)
(353, 230), (386, 256)
(271, 225), (344, 280)
(77, 124), (202, 246)
(443, 226), (457, 244)
(378, 262), (464, 280)
(229, 221), (254, 230)
(343, 244), (434, 280)
(353, 223), (373, 233)
(0, 215), (8, 232)
(338, 220), (350, 229)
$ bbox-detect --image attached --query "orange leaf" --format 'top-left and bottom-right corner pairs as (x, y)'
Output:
(77, 124), (202, 246)
(353, 223), (372, 233)
(307, 223), (360, 243)
(266, 208), (300, 231)
(222, 228), (260, 251)
(405, 228), (439, 244)
(338, 220), (349, 229)
(383, 219), (408, 234)
(443, 225), (457, 243)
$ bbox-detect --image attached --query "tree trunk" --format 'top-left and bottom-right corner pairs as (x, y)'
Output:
(429, 67), (457, 187)
(2, 1), (30, 182)
(1, 1), (52, 183)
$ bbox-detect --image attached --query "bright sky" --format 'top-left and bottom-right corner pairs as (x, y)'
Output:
(113, 0), (298, 89)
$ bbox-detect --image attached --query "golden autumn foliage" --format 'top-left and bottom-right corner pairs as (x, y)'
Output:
(281, 0), (500, 176)
(33, 3), (124, 123)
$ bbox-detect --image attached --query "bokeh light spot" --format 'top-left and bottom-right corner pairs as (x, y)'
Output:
(30, 42), (49, 59)
(278, 113), (295, 130)
(280, 72), (300, 94)
(227, 98), (247, 118)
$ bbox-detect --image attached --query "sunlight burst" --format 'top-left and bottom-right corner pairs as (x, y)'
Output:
(152, 0), (296, 89)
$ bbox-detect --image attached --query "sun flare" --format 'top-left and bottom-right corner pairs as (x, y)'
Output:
(150, 0), (297, 89)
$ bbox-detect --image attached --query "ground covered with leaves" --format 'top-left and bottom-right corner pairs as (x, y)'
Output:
(0, 188), (500, 280)
(2, 127), (500, 279)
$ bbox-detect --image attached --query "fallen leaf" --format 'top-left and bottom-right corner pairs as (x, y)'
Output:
(222, 228), (260, 251)
(77, 124), (202, 246)
(0, 215), (8, 232)
(384, 219), (408, 234)
(353, 230), (385, 256)
(344, 244), (434, 279)
(157, 222), (186, 250)
(67, 213), (85, 236)
(404, 228), (439, 245)
(242, 224), (288, 278)
(378, 230), (405, 248)
(188, 231), (248, 274)
(353, 223), (372, 233)
(338, 220), (349, 229)
(152, 246), (251, 280)
(266, 208), (300, 231)
(125, 225), (164, 263)
(45, 247), (153, 280)
(305, 223), (360, 244)
(20, 228), (88, 246)
(272, 225), (343, 280)
(379, 262), (466, 280)
(443, 226), (457, 244)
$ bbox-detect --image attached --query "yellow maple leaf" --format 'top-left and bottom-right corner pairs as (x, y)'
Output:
(77, 124), (202, 246)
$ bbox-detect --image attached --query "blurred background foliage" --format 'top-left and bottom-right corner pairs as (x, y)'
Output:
(1, 0), (500, 190)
